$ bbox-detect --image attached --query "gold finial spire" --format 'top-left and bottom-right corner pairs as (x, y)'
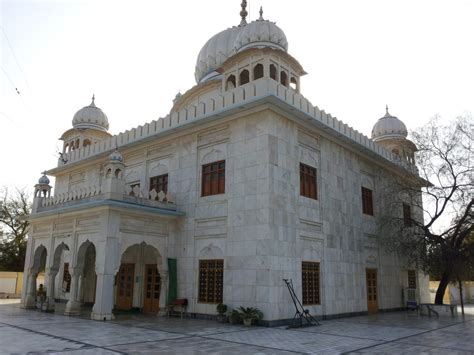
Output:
(240, 0), (248, 26)
(259, 6), (264, 20)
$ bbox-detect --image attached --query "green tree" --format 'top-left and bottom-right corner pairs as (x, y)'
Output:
(379, 115), (473, 305)
(0, 188), (31, 271)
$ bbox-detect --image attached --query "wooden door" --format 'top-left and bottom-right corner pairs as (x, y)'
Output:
(143, 264), (161, 313)
(366, 268), (378, 314)
(116, 264), (135, 310)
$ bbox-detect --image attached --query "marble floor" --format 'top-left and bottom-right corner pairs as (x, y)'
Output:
(0, 302), (473, 354)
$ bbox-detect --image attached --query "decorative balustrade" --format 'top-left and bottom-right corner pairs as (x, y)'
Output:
(41, 185), (102, 207)
(57, 78), (418, 175)
(36, 185), (176, 214)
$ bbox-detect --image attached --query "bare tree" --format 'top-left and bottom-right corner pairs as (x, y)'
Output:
(379, 115), (473, 305)
(0, 188), (31, 271)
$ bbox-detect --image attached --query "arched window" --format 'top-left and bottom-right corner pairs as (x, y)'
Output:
(239, 69), (250, 85)
(115, 169), (122, 178)
(290, 77), (298, 91)
(83, 139), (92, 147)
(270, 64), (277, 81)
(280, 71), (288, 87)
(75, 139), (80, 149)
(253, 64), (264, 80)
(226, 75), (236, 90)
(392, 148), (399, 156)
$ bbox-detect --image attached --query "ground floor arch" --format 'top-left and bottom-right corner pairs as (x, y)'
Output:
(64, 241), (97, 316)
(44, 242), (70, 311)
(23, 245), (47, 309)
(115, 242), (166, 314)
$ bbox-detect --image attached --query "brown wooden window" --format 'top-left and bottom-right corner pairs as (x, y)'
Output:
(202, 161), (225, 196)
(62, 263), (71, 293)
(403, 203), (412, 226)
(300, 163), (317, 199)
(361, 187), (374, 216)
(408, 270), (416, 289)
(150, 174), (168, 194)
(302, 261), (320, 305)
(198, 259), (224, 303)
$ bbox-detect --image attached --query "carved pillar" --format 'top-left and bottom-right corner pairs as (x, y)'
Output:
(44, 269), (58, 312)
(24, 269), (38, 309)
(64, 268), (81, 315)
(91, 273), (116, 321)
(158, 271), (168, 317)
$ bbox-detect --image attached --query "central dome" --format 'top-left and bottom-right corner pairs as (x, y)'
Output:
(195, 26), (241, 84)
(372, 107), (408, 142)
(234, 19), (288, 53)
(72, 96), (109, 132)
(194, 6), (288, 84)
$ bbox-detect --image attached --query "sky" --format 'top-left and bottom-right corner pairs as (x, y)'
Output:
(1, 0), (473, 192)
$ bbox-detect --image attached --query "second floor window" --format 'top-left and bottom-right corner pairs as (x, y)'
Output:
(202, 161), (225, 196)
(361, 187), (374, 216)
(403, 203), (412, 226)
(150, 174), (168, 194)
(300, 163), (318, 199)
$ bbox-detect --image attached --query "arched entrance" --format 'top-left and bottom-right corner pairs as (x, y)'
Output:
(45, 243), (69, 311)
(64, 241), (97, 316)
(115, 243), (163, 314)
(24, 245), (47, 309)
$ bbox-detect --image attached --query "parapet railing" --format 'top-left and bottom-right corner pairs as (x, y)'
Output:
(58, 78), (418, 175)
(35, 187), (175, 213)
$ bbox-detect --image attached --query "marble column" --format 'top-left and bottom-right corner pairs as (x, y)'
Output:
(44, 269), (58, 312)
(91, 273), (115, 320)
(158, 271), (168, 317)
(23, 269), (38, 309)
(64, 268), (81, 316)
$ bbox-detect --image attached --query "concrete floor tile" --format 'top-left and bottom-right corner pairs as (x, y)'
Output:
(1, 304), (474, 354)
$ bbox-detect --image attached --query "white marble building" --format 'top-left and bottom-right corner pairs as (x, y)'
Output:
(21, 2), (429, 324)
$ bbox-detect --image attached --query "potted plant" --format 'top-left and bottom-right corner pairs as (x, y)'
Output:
(238, 306), (263, 326)
(229, 309), (241, 324)
(216, 303), (228, 323)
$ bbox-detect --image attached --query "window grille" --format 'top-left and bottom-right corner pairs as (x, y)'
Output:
(198, 259), (224, 303)
(302, 261), (320, 305)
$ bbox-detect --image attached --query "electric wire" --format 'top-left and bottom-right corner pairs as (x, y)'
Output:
(0, 25), (31, 92)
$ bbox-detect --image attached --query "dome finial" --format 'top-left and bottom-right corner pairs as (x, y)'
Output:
(259, 6), (264, 20)
(240, 0), (248, 26)
(91, 94), (96, 107)
(385, 104), (390, 117)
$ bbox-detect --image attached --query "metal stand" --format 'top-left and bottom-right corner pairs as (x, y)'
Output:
(283, 279), (320, 329)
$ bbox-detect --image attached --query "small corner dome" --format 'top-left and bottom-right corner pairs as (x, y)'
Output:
(234, 19), (288, 53)
(38, 174), (50, 184)
(371, 107), (408, 142)
(72, 95), (109, 132)
(108, 150), (123, 163)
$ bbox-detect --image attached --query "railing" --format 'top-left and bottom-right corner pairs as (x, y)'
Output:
(35, 187), (176, 214)
(41, 185), (102, 207)
(57, 78), (418, 175)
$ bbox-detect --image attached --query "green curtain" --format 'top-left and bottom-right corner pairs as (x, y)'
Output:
(167, 258), (177, 303)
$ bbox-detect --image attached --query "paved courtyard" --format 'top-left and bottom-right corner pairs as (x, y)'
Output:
(0, 301), (473, 354)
